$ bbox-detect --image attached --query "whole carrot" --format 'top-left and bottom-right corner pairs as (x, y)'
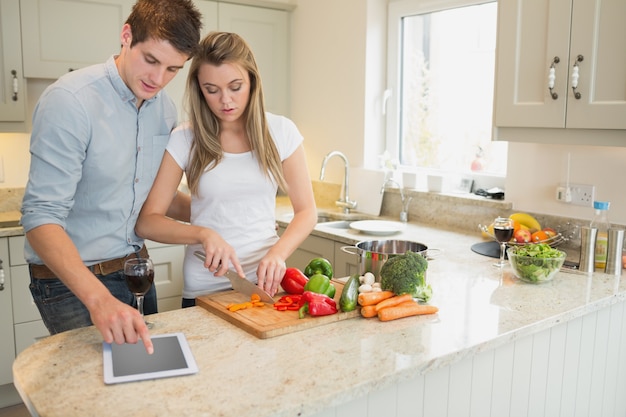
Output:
(374, 293), (413, 312)
(360, 305), (378, 318)
(377, 301), (439, 321)
(357, 290), (394, 306)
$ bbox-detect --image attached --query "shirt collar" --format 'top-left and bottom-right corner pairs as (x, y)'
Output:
(105, 55), (160, 106)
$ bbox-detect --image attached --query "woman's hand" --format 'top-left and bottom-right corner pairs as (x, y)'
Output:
(256, 254), (287, 296)
(198, 228), (245, 277)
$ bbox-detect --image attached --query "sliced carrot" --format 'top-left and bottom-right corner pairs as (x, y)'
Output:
(377, 301), (439, 321)
(374, 293), (413, 312)
(357, 290), (394, 307)
(250, 293), (261, 302)
(360, 305), (378, 318)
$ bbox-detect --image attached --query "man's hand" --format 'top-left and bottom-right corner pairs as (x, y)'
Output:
(89, 295), (154, 354)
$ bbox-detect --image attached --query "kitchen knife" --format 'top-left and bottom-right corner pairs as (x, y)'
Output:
(193, 251), (275, 304)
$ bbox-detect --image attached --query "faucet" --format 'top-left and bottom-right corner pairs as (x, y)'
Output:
(381, 178), (413, 222)
(319, 151), (357, 214)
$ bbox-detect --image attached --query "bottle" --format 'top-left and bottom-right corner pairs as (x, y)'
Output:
(590, 201), (610, 270)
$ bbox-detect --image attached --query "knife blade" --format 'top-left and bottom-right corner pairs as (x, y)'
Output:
(193, 251), (275, 304)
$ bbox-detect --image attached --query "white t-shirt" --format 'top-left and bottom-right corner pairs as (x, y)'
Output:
(166, 113), (303, 298)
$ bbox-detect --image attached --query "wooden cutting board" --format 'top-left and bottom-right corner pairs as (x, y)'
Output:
(196, 280), (360, 339)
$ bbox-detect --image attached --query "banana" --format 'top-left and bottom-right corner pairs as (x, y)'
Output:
(509, 213), (541, 232)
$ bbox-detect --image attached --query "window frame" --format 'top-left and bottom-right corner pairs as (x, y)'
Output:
(385, 0), (504, 186)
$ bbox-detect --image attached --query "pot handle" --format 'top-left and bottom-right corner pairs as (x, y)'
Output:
(341, 245), (359, 255)
(426, 248), (442, 260)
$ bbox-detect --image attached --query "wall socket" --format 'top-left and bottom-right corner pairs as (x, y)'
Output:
(556, 183), (595, 206)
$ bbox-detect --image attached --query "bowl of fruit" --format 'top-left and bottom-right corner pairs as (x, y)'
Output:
(507, 243), (566, 284)
(480, 212), (564, 247)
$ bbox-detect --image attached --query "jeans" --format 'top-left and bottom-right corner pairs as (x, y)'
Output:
(29, 268), (158, 335)
(182, 298), (196, 308)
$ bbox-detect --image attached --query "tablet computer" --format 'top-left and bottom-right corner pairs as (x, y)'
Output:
(103, 332), (198, 384)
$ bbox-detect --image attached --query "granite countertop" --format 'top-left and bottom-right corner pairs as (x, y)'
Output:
(12, 204), (626, 417)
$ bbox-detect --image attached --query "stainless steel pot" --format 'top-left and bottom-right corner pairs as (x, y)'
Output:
(341, 239), (431, 280)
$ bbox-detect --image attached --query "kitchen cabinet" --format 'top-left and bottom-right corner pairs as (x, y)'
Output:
(0, 238), (16, 387)
(19, 0), (134, 79)
(0, 234), (184, 395)
(279, 226), (359, 278)
(283, 231), (334, 272)
(165, 1), (290, 121)
(0, 0), (27, 129)
(333, 241), (359, 277)
(145, 240), (185, 312)
(493, 0), (626, 144)
(218, 2), (289, 116)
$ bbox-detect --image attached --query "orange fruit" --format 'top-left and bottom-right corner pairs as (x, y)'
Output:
(543, 227), (557, 238)
(531, 230), (549, 242)
(511, 219), (522, 234)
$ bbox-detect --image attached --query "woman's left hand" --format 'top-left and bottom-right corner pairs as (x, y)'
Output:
(256, 256), (287, 296)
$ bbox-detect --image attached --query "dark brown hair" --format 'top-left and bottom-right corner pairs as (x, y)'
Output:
(126, 0), (203, 57)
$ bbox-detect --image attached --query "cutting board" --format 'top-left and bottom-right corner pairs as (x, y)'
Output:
(349, 168), (387, 216)
(196, 280), (360, 339)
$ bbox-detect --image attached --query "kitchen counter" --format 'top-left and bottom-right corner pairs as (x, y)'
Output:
(12, 213), (626, 416)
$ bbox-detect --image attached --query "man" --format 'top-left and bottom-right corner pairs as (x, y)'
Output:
(20, 0), (203, 354)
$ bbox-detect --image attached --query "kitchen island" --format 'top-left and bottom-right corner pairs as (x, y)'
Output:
(12, 217), (626, 417)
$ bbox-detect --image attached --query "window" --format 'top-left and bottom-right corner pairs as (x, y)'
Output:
(386, 0), (506, 179)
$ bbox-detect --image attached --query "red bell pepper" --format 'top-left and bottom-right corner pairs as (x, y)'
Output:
(280, 268), (308, 294)
(298, 291), (338, 319)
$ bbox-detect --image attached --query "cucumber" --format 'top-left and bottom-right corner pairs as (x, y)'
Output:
(339, 274), (360, 312)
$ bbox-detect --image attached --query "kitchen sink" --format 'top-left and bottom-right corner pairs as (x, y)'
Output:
(317, 220), (352, 229)
(316, 210), (372, 223)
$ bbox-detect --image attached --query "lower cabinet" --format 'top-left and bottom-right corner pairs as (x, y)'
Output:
(0, 234), (184, 403)
(280, 227), (359, 278)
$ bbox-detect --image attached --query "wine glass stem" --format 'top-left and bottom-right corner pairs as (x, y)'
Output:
(500, 243), (506, 265)
(136, 294), (145, 319)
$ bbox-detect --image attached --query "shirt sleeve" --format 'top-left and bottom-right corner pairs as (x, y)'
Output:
(20, 87), (91, 232)
(266, 113), (304, 161)
(165, 123), (194, 171)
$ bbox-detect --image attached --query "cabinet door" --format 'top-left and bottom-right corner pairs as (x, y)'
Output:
(0, 239), (16, 385)
(0, 0), (27, 123)
(281, 229), (335, 271)
(494, 0), (626, 131)
(218, 3), (289, 116)
(164, 0), (218, 124)
(494, 0), (572, 128)
(20, 0), (134, 79)
(566, 0), (626, 129)
(146, 240), (184, 312)
(333, 242), (359, 278)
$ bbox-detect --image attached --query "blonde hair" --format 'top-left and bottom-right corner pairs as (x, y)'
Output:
(184, 31), (287, 195)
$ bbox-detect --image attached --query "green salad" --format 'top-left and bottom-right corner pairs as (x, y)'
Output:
(508, 243), (565, 283)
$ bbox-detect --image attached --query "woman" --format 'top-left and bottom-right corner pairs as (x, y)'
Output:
(136, 32), (317, 306)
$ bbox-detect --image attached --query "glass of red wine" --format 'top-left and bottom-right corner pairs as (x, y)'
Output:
(124, 257), (155, 329)
(493, 217), (514, 268)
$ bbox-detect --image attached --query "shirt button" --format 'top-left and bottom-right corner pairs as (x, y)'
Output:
(135, 178), (139, 183)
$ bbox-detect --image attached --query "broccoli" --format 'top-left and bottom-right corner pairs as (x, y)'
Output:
(379, 251), (432, 302)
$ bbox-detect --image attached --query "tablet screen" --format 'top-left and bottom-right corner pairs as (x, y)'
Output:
(103, 333), (198, 384)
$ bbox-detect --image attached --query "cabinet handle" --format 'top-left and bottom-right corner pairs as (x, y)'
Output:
(11, 70), (18, 102)
(548, 56), (560, 100)
(571, 55), (584, 100)
(0, 264), (4, 291)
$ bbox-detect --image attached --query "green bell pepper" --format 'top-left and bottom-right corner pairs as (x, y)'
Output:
(304, 257), (333, 279)
(303, 273), (336, 298)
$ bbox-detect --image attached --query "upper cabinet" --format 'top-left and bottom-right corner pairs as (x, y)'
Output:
(493, 0), (626, 144)
(165, 1), (290, 122)
(218, 2), (289, 116)
(0, 0), (27, 127)
(20, 0), (134, 79)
